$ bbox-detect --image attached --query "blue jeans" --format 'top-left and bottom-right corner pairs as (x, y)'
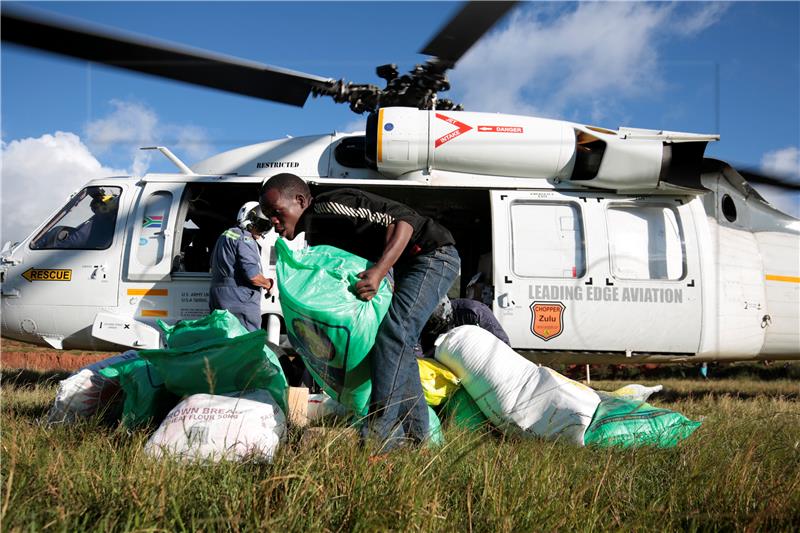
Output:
(363, 245), (460, 451)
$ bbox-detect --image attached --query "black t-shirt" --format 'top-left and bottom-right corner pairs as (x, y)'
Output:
(299, 188), (455, 262)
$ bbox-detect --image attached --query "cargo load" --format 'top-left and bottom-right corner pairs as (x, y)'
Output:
(435, 325), (601, 445)
(145, 389), (286, 462)
(275, 239), (392, 416)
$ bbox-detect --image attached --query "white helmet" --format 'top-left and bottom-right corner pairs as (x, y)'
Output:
(237, 201), (270, 232)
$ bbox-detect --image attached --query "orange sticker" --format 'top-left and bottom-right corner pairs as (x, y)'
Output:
(530, 301), (565, 341)
(141, 310), (168, 317)
(127, 288), (168, 296)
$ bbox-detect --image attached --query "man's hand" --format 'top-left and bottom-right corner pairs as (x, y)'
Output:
(251, 274), (274, 294)
(355, 266), (385, 301)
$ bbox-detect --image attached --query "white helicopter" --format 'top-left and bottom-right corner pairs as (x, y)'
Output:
(1, 3), (798, 364)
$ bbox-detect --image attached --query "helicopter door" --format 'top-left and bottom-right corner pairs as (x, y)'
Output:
(19, 185), (126, 308)
(126, 182), (185, 281)
(491, 191), (702, 354)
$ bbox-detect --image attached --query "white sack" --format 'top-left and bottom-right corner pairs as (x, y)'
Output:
(597, 384), (663, 402)
(47, 350), (139, 424)
(145, 389), (286, 462)
(435, 326), (601, 445)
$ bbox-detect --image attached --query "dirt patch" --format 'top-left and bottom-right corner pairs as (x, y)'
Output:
(1, 350), (112, 371)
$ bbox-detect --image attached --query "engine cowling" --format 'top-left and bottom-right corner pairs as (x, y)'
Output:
(365, 108), (717, 191)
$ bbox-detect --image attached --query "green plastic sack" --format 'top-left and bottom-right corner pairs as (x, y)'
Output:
(276, 239), (393, 416)
(99, 358), (178, 429)
(428, 406), (444, 447)
(139, 329), (288, 413)
(442, 388), (489, 432)
(583, 397), (701, 448)
(157, 310), (248, 348)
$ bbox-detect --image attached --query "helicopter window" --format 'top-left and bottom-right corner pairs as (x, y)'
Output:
(136, 191), (173, 266)
(721, 194), (737, 222)
(30, 186), (122, 250)
(510, 202), (586, 278)
(607, 205), (685, 280)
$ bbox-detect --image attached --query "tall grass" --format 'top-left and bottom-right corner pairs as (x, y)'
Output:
(2, 374), (799, 531)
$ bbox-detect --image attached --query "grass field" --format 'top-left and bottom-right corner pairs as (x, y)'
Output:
(2, 369), (799, 531)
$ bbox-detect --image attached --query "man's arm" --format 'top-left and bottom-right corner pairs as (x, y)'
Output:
(238, 237), (274, 292)
(249, 273), (274, 292)
(354, 220), (413, 301)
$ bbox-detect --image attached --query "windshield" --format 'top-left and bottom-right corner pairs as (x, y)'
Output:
(30, 186), (122, 250)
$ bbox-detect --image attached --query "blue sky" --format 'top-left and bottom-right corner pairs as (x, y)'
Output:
(2, 1), (799, 241)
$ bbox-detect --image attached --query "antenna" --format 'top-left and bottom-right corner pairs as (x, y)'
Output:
(140, 146), (193, 175)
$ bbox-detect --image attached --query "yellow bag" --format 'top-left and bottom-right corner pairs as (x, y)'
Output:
(418, 359), (460, 406)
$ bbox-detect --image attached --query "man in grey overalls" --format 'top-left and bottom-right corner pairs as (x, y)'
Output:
(209, 202), (274, 331)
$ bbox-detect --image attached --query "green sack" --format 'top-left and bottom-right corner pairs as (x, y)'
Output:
(99, 358), (178, 430)
(583, 397), (701, 448)
(428, 406), (444, 448)
(139, 329), (288, 413)
(442, 388), (488, 432)
(157, 309), (248, 348)
(276, 240), (393, 416)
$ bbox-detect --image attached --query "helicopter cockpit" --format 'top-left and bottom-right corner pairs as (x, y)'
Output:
(30, 186), (122, 251)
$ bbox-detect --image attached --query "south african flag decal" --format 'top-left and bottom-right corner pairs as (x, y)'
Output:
(142, 215), (163, 229)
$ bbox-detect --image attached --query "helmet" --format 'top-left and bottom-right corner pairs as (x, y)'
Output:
(237, 201), (271, 233)
(426, 295), (453, 335)
(89, 189), (119, 216)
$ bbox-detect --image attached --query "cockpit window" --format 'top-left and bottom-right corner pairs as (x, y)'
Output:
(30, 186), (122, 250)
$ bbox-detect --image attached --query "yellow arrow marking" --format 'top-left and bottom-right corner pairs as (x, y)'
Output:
(21, 268), (72, 282)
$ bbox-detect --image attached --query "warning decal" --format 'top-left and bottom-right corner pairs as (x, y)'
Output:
(435, 113), (472, 147)
(21, 268), (72, 282)
(477, 125), (524, 133)
(530, 301), (565, 341)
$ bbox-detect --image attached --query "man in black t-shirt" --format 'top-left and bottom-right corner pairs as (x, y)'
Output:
(260, 173), (460, 451)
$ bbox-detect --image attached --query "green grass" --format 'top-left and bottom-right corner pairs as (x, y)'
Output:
(2, 372), (799, 532)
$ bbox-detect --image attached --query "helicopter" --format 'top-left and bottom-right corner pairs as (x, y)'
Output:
(1, 2), (798, 364)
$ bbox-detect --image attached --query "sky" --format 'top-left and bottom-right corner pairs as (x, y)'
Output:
(2, 1), (799, 242)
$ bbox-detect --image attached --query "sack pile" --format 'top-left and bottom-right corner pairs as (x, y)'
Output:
(47, 310), (289, 463)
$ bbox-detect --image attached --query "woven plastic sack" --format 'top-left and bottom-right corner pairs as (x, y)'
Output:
(583, 397), (701, 448)
(435, 326), (600, 445)
(157, 310), (248, 347)
(145, 389), (286, 463)
(597, 384), (663, 403)
(427, 406), (444, 447)
(418, 359), (461, 406)
(154, 311), (288, 411)
(47, 350), (138, 425)
(99, 358), (179, 429)
(442, 388), (488, 431)
(275, 239), (392, 416)
(139, 329), (287, 413)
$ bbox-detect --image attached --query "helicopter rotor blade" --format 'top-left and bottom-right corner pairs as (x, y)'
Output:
(738, 169), (800, 191)
(1, 7), (336, 107)
(420, 1), (517, 65)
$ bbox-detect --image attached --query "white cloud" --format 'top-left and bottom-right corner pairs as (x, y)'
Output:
(85, 100), (212, 175)
(0, 100), (215, 243)
(451, 2), (729, 121)
(0, 132), (126, 243)
(170, 125), (213, 163)
(761, 146), (800, 183)
(85, 99), (158, 153)
(757, 146), (800, 218)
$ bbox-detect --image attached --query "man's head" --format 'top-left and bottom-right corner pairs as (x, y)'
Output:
(259, 173), (311, 240)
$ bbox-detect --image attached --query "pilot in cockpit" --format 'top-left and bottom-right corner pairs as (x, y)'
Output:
(52, 188), (120, 249)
